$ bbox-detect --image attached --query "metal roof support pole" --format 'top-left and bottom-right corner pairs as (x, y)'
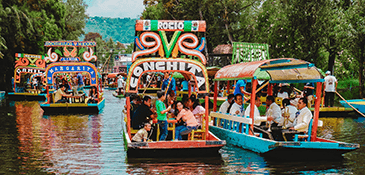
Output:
(226, 81), (230, 95)
(205, 95), (210, 140)
(249, 77), (258, 136)
(311, 82), (322, 141)
(126, 96), (132, 139)
(213, 81), (218, 112)
(267, 83), (273, 96)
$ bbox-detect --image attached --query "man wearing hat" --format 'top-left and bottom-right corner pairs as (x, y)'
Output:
(324, 71), (338, 107)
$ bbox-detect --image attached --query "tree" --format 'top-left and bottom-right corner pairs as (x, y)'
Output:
(61, 0), (88, 40)
(84, 32), (102, 41)
(345, 0), (365, 97)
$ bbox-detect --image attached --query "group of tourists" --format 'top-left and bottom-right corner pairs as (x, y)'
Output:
(130, 90), (206, 142)
(53, 72), (100, 104)
(216, 70), (338, 141)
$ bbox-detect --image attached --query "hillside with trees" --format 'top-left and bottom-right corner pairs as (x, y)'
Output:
(80, 16), (136, 44)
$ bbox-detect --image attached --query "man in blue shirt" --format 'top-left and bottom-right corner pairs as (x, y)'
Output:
(181, 80), (189, 91)
(76, 72), (84, 91)
(161, 72), (176, 95)
(233, 79), (251, 101)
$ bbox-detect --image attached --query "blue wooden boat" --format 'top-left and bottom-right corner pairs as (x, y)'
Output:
(40, 41), (105, 114)
(9, 53), (47, 101)
(339, 99), (365, 114)
(210, 58), (360, 160)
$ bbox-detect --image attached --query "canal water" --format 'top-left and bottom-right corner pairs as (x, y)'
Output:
(1, 90), (364, 174)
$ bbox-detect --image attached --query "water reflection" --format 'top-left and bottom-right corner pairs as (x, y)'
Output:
(1, 92), (365, 174)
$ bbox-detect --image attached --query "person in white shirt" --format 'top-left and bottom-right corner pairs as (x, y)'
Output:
(289, 97), (313, 133)
(265, 96), (283, 126)
(230, 94), (244, 116)
(219, 94), (235, 114)
(282, 99), (298, 129)
(245, 96), (274, 126)
(277, 87), (289, 99)
(117, 75), (125, 95)
(323, 71), (338, 107)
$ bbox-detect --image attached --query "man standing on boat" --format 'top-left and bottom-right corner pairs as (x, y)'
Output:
(117, 75), (125, 95)
(162, 72), (176, 96)
(132, 96), (154, 129)
(323, 71), (338, 107)
(76, 72), (84, 92)
(233, 79), (250, 101)
(230, 94), (244, 116)
(156, 91), (171, 141)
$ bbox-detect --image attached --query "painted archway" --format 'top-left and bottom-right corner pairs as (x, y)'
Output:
(44, 62), (98, 86)
(126, 58), (209, 94)
(14, 66), (45, 84)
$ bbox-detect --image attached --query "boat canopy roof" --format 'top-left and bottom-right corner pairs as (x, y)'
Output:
(214, 58), (324, 83)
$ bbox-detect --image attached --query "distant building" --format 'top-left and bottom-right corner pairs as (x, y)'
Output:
(113, 54), (132, 73)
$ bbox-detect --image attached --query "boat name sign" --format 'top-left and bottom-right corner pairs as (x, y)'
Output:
(129, 60), (206, 92)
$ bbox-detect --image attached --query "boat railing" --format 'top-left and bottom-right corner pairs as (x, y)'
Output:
(211, 112), (254, 135)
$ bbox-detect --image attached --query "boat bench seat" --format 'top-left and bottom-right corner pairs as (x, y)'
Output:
(254, 132), (263, 138)
(131, 129), (139, 134)
(294, 119), (313, 142)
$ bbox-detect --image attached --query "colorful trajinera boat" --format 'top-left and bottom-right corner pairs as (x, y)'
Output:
(40, 41), (105, 114)
(340, 99), (365, 114)
(209, 58), (360, 160)
(122, 20), (225, 158)
(8, 53), (47, 101)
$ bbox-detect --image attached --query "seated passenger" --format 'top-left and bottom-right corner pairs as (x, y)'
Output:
(87, 86), (99, 103)
(132, 123), (152, 142)
(54, 84), (72, 103)
(265, 96), (283, 127)
(132, 96), (155, 129)
(277, 87), (289, 99)
(244, 96), (273, 126)
(289, 98), (313, 133)
(229, 94), (244, 116)
(191, 99), (205, 128)
(219, 94), (235, 114)
(174, 101), (199, 140)
(282, 99), (298, 128)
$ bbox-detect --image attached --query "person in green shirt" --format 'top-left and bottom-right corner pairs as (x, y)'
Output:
(156, 91), (171, 141)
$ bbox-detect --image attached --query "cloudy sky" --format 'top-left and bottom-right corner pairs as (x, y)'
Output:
(85, 0), (144, 18)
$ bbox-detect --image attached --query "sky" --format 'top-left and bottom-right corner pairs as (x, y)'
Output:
(85, 0), (145, 18)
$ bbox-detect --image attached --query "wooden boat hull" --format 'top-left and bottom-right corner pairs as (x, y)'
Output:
(209, 125), (359, 160)
(40, 98), (105, 114)
(340, 99), (365, 114)
(112, 92), (125, 98)
(126, 141), (224, 158)
(310, 107), (355, 117)
(122, 122), (225, 158)
(7, 92), (46, 101)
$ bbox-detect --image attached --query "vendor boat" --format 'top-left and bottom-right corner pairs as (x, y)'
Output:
(8, 53), (47, 101)
(40, 41), (104, 114)
(122, 20), (225, 158)
(209, 57), (360, 160)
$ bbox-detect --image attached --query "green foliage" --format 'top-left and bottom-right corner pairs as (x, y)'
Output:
(0, 0), (86, 90)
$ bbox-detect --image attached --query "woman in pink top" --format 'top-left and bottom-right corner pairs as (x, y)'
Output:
(191, 99), (205, 128)
(174, 101), (198, 140)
